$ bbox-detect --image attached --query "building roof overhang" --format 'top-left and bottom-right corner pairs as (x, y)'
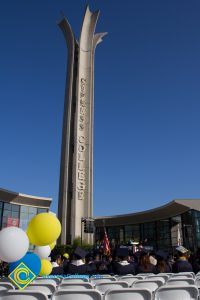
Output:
(94, 199), (200, 227)
(0, 188), (52, 209)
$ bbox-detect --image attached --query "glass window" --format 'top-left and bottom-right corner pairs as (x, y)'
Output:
(156, 219), (171, 251)
(124, 225), (140, 243)
(11, 211), (19, 218)
(143, 222), (156, 249)
(37, 208), (47, 214)
(29, 207), (37, 214)
(2, 216), (7, 223)
(20, 213), (28, 220)
(3, 210), (10, 217)
(19, 205), (37, 231)
(11, 204), (20, 212)
(4, 203), (11, 210)
(107, 226), (120, 244)
(21, 206), (28, 213)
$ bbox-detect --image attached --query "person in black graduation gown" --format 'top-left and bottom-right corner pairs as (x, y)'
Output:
(136, 251), (157, 274)
(112, 247), (136, 275)
(51, 254), (64, 275)
(155, 250), (172, 273)
(64, 247), (88, 275)
(172, 246), (193, 273)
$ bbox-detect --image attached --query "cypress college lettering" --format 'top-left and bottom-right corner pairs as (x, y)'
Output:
(77, 78), (87, 200)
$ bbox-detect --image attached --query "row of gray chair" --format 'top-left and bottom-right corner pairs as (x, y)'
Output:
(0, 285), (199, 300)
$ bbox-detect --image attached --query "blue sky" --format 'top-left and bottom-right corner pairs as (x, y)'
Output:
(1, 0), (200, 216)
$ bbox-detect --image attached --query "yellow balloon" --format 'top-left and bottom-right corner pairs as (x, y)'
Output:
(26, 213), (61, 246)
(39, 259), (52, 276)
(49, 241), (56, 250)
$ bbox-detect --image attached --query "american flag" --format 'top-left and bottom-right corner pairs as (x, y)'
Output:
(103, 228), (110, 256)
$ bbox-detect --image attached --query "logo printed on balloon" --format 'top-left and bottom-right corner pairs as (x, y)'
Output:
(8, 262), (36, 290)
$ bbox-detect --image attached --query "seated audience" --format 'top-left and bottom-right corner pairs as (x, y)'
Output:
(64, 247), (88, 275)
(155, 250), (172, 273)
(136, 251), (157, 274)
(113, 247), (136, 275)
(172, 246), (193, 273)
(51, 254), (63, 275)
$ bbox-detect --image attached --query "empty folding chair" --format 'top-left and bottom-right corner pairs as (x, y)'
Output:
(95, 281), (128, 295)
(0, 290), (48, 300)
(137, 273), (154, 277)
(62, 278), (89, 283)
(131, 279), (163, 293)
(120, 275), (144, 281)
(35, 277), (61, 286)
(154, 285), (199, 300)
(119, 276), (142, 287)
(146, 274), (169, 283)
(90, 277), (116, 287)
(157, 273), (173, 278)
(145, 276), (167, 284)
(0, 278), (13, 283)
(195, 276), (200, 287)
(0, 283), (15, 292)
(171, 272), (195, 279)
(167, 278), (195, 286)
(52, 289), (102, 300)
(58, 282), (93, 290)
(25, 283), (56, 297)
(104, 288), (152, 300)
(90, 275), (112, 278)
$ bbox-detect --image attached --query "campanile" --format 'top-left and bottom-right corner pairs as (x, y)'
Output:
(58, 6), (106, 244)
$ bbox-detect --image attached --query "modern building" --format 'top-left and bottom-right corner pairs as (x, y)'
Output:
(58, 6), (106, 244)
(0, 188), (51, 231)
(95, 199), (200, 253)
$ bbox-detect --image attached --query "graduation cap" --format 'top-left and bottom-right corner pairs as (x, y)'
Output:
(176, 246), (188, 254)
(156, 250), (168, 260)
(116, 247), (129, 257)
(73, 247), (87, 259)
(63, 253), (69, 259)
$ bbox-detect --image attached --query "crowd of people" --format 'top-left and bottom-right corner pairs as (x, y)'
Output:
(50, 244), (200, 276)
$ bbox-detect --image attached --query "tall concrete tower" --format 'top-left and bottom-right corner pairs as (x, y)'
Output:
(58, 6), (106, 244)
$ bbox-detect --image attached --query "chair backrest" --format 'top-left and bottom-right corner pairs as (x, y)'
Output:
(171, 272), (195, 279)
(120, 275), (144, 281)
(167, 278), (195, 286)
(132, 280), (163, 292)
(0, 278), (13, 283)
(33, 279), (57, 287)
(35, 278), (61, 286)
(137, 273), (154, 277)
(58, 283), (93, 290)
(62, 278), (89, 283)
(119, 276), (141, 286)
(90, 275), (112, 278)
(145, 276), (166, 284)
(25, 283), (56, 296)
(154, 285), (199, 300)
(146, 275), (169, 283)
(195, 277), (200, 287)
(52, 289), (102, 300)
(0, 283), (15, 291)
(0, 290), (48, 300)
(104, 288), (152, 300)
(95, 281), (129, 295)
(90, 277), (117, 286)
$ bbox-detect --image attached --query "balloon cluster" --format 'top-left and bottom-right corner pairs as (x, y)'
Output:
(0, 213), (61, 277)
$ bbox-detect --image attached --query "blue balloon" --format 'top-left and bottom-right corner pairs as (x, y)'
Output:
(9, 252), (41, 277)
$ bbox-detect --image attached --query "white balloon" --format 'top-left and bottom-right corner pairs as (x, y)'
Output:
(34, 245), (51, 259)
(0, 227), (29, 262)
